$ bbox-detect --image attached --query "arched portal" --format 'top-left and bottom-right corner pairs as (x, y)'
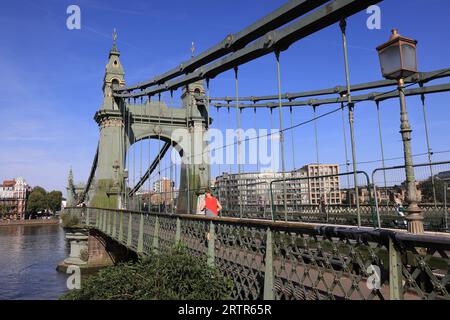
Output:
(124, 133), (188, 214)
(92, 80), (210, 214)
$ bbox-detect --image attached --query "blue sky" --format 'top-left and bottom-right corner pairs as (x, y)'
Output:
(1, 0), (450, 195)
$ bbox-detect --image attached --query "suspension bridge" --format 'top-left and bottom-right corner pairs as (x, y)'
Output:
(64, 0), (450, 300)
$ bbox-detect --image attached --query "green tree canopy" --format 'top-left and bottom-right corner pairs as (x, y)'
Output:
(421, 178), (448, 203)
(47, 190), (62, 213)
(0, 203), (12, 218)
(32, 186), (46, 195)
(27, 186), (48, 214)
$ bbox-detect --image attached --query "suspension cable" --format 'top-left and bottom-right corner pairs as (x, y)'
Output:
(313, 105), (322, 208)
(158, 93), (162, 214)
(289, 106), (296, 171)
(275, 51), (287, 221)
(185, 86), (191, 214)
(127, 99), (132, 209)
(147, 95), (152, 212)
(419, 83), (437, 207)
(313, 106), (320, 165)
(170, 91), (175, 214)
(217, 106), (222, 179)
(254, 105), (259, 172)
(340, 101), (351, 206)
(227, 103), (232, 175)
(234, 66), (243, 218)
(375, 101), (388, 194)
(340, 18), (361, 228)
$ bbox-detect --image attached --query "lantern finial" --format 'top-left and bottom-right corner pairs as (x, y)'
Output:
(390, 28), (399, 40)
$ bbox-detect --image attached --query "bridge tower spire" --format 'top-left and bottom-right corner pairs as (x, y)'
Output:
(91, 29), (126, 208)
(102, 28), (125, 108)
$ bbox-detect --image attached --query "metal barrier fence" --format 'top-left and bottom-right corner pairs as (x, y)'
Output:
(124, 161), (450, 231)
(216, 181), (273, 219)
(64, 206), (450, 300)
(269, 171), (374, 227)
(373, 161), (450, 232)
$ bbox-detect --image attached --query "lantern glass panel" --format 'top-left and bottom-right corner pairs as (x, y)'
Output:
(401, 43), (417, 71)
(379, 44), (401, 78)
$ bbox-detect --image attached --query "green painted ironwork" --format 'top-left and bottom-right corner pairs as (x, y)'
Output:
(153, 215), (160, 253)
(101, 212), (107, 233)
(269, 170), (377, 227)
(175, 217), (181, 243)
(86, 208), (90, 227)
(207, 221), (215, 267)
(263, 227), (274, 300)
(118, 211), (124, 243)
(127, 212), (132, 247)
(137, 214), (144, 253)
(65, 206), (450, 300)
(112, 211), (117, 238)
(389, 238), (403, 300)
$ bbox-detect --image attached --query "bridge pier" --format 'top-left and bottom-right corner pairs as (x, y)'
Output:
(63, 230), (89, 266)
(57, 228), (136, 273)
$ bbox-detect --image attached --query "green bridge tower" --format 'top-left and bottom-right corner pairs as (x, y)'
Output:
(89, 32), (211, 213)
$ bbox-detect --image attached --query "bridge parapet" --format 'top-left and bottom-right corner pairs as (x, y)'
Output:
(64, 206), (450, 300)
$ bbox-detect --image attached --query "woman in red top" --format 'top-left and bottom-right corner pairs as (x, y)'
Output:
(199, 188), (222, 217)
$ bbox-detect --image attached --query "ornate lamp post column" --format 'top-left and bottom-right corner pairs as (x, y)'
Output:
(377, 29), (423, 234)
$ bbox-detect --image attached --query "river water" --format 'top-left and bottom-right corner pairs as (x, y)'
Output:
(0, 224), (69, 300)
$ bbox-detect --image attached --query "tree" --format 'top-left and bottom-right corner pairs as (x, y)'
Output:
(0, 203), (12, 219)
(421, 178), (448, 203)
(47, 190), (62, 213)
(27, 186), (48, 214)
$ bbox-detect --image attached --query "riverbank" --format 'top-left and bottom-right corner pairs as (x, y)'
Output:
(0, 219), (60, 227)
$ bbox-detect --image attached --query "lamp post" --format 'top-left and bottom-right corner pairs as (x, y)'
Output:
(377, 29), (423, 234)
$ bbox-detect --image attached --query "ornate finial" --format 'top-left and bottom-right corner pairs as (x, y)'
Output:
(191, 41), (195, 58)
(390, 28), (400, 40)
(68, 166), (74, 183)
(112, 28), (118, 50)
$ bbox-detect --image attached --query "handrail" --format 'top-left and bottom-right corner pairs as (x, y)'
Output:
(64, 206), (450, 246)
(64, 206), (450, 300)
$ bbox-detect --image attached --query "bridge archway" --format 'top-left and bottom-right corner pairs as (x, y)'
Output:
(124, 131), (195, 214)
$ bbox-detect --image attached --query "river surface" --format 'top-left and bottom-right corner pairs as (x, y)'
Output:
(0, 224), (69, 300)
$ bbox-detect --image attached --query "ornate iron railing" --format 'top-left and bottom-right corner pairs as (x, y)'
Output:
(64, 206), (450, 300)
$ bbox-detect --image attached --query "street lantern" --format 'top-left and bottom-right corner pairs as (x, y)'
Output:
(376, 29), (418, 80)
(376, 29), (423, 234)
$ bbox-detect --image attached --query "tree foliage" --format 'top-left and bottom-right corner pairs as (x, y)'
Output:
(27, 186), (48, 214)
(60, 245), (233, 300)
(421, 178), (449, 203)
(47, 190), (62, 212)
(0, 204), (12, 218)
(26, 187), (63, 214)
